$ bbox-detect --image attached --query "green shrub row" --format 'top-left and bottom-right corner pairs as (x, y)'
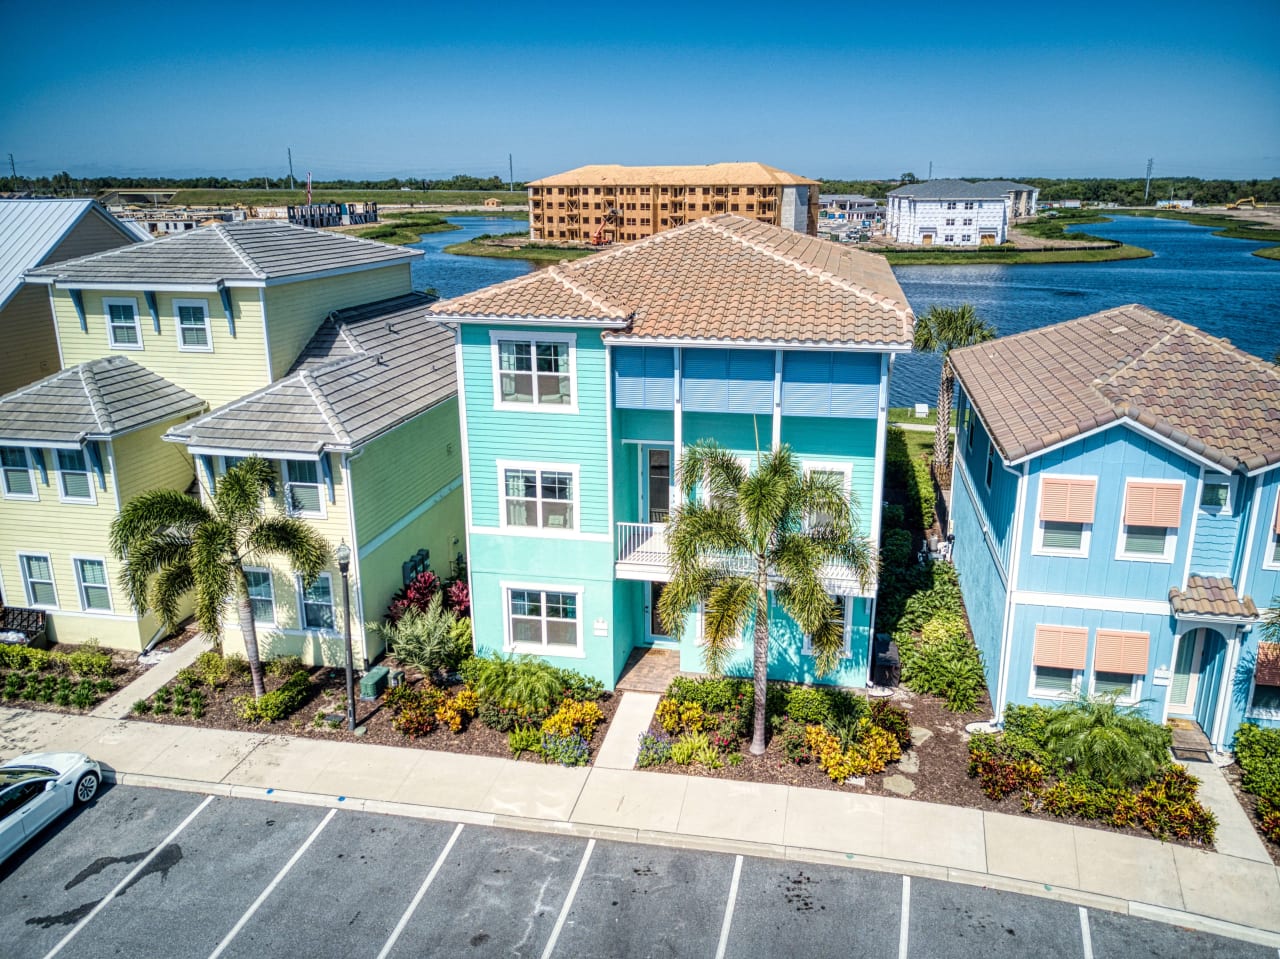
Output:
(235, 670), (313, 724)
(1233, 723), (1280, 843)
(2, 670), (114, 709)
(896, 613), (985, 713)
(0, 642), (115, 678)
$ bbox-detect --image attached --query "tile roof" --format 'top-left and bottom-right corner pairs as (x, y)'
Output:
(25, 219), (418, 287)
(950, 304), (1280, 472)
(528, 162), (818, 187)
(1168, 576), (1259, 620)
(428, 215), (914, 349)
(0, 199), (137, 309)
(0, 356), (204, 444)
(886, 179), (1035, 199)
(165, 293), (455, 455)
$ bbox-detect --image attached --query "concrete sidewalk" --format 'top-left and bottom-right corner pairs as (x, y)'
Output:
(2, 704), (1278, 948)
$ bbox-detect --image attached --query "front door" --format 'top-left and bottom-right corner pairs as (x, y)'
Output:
(1167, 630), (1204, 717)
(641, 446), (672, 524)
(645, 582), (676, 646)
(921, 233), (934, 247)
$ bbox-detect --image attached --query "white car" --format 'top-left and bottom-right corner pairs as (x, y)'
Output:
(0, 753), (101, 863)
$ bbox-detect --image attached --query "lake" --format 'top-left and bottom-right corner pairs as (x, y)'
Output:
(411, 215), (1279, 407)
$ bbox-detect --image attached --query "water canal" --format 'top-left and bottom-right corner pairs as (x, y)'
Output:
(410, 215), (1280, 407)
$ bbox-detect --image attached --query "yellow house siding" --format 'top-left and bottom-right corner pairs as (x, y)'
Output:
(43, 212), (134, 264)
(52, 287), (270, 407)
(113, 419), (199, 506)
(1, 285), (60, 394)
(264, 265), (413, 378)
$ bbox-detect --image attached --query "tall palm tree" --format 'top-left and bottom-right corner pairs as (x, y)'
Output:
(110, 457), (331, 699)
(658, 441), (877, 755)
(913, 303), (996, 476)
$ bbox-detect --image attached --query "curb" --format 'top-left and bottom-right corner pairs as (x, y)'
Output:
(104, 769), (1280, 949)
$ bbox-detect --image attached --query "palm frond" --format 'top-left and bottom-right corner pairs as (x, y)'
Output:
(702, 577), (756, 676)
(245, 517), (333, 585)
(666, 502), (750, 573)
(110, 490), (210, 559)
(150, 561), (196, 631)
(116, 532), (191, 615)
(213, 456), (274, 528)
(677, 440), (746, 501)
(657, 565), (717, 640)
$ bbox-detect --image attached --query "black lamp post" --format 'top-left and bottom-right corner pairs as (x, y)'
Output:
(335, 540), (355, 731)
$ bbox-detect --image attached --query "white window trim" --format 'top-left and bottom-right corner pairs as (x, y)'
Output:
(1246, 679), (1280, 720)
(283, 459), (326, 520)
(501, 581), (585, 658)
(699, 455), (753, 508)
(244, 565), (277, 627)
(1198, 474), (1237, 513)
(71, 555), (114, 613)
(1033, 519), (1092, 558)
(1028, 664), (1081, 701)
(1089, 670), (1142, 706)
(17, 551), (58, 610)
(1263, 501), (1280, 571)
(1115, 478), (1183, 564)
(295, 571), (336, 633)
(0, 446), (39, 501)
(802, 460), (853, 533)
(174, 298), (213, 353)
(495, 460), (581, 536)
(801, 594), (853, 658)
(56, 448), (96, 505)
(489, 330), (579, 414)
(103, 296), (143, 351)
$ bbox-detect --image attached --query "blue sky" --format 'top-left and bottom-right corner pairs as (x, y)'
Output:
(3, 0), (1278, 182)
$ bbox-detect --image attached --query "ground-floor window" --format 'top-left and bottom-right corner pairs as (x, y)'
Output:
(1031, 665), (1079, 697)
(73, 558), (112, 612)
(245, 568), (276, 625)
(19, 553), (57, 608)
(1031, 624), (1087, 698)
(507, 586), (581, 653)
(1248, 683), (1280, 715)
(1249, 642), (1280, 717)
(1092, 670), (1141, 704)
(801, 594), (851, 658)
(299, 573), (335, 630)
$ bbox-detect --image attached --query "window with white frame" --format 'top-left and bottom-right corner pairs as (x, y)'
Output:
(984, 444), (994, 488)
(802, 594), (850, 657)
(1199, 479), (1230, 511)
(73, 558), (112, 611)
(1031, 624), (1086, 699)
(175, 299), (212, 351)
(507, 587), (580, 652)
(501, 466), (575, 529)
(803, 463), (851, 533)
(1032, 665), (1079, 697)
(105, 298), (142, 349)
(1249, 643), (1280, 716)
(0, 446), (36, 498)
(19, 553), (57, 608)
(1034, 476), (1096, 557)
(1117, 480), (1181, 562)
(299, 573), (335, 630)
(244, 568), (275, 624)
(1093, 671), (1141, 702)
(494, 334), (573, 408)
(284, 460), (324, 517)
(56, 448), (94, 502)
(1090, 629), (1148, 704)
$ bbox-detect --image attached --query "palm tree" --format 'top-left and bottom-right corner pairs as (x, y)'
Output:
(657, 441), (877, 755)
(913, 303), (996, 476)
(110, 456), (331, 699)
(1042, 694), (1172, 788)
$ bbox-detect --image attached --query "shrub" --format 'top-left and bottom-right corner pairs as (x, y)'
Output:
(151, 685), (172, 714)
(265, 655), (304, 678)
(1234, 723), (1280, 800)
(665, 676), (750, 713)
(880, 528), (913, 571)
(508, 726), (542, 758)
(235, 670), (312, 724)
(223, 654), (251, 680)
(1257, 796), (1280, 844)
(636, 732), (674, 768)
(463, 654), (563, 718)
(773, 717), (813, 764)
(436, 687), (480, 733)
(897, 613), (985, 712)
(448, 617), (474, 667)
(553, 666), (605, 703)
(390, 687), (444, 737)
(656, 698), (706, 735)
(132, 698), (151, 715)
(542, 699), (605, 739)
(193, 651), (228, 687)
(375, 595), (466, 677)
(895, 563), (964, 635)
(541, 733), (590, 766)
(785, 687), (831, 726)
(869, 700), (912, 750)
(1041, 696), (1172, 788)
(670, 732), (722, 769)
(445, 579), (472, 618)
(805, 725), (861, 782)
(387, 570), (442, 624)
(968, 735), (1046, 800)
(914, 457), (936, 530)
(65, 643), (113, 678)
(881, 504), (905, 530)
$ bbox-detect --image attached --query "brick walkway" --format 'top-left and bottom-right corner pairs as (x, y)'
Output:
(614, 647), (681, 693)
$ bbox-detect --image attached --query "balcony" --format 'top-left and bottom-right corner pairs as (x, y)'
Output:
(614, 521), (874, 594)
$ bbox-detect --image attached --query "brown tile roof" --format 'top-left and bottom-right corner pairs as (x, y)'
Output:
(527, 162), (818, 187)
(1168, 576), (1259, 620)
(950, 305), (1280, 472)
(428, 215), (913, 349)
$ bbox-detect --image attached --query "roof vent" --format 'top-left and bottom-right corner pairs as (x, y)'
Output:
(385, 321), (396, 333)
(1111, 325), (1128, 334)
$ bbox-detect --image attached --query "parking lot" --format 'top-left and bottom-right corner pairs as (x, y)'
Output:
(0, 785), (1268, 959)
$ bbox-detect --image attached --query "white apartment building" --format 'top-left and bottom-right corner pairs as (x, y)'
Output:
(885, 179), (1039, 246)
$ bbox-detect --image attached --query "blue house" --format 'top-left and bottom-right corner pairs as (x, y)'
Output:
(428, 214), (915, 688)
(949, 305), (1280, 752)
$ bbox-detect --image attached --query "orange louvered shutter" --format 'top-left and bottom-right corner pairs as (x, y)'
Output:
(1033, 625), (1088, 669)
(1257, 643), (1280, 687)
(1123, 481), (1182, 527)
(1094, 630), (1150, 674)
(1040, 477), (1096, 523)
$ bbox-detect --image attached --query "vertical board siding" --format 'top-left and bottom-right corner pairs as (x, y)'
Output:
(951, 468), (1008, 699)
(781, 351), (880, 418)
(0, 285), (61, 394)
(680, 348), (772, 414)
(1245, 472), (1280, 604)
(612, 346), (674, 410)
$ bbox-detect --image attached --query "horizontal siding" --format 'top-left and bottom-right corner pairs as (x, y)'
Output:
(113, 418), (197, 506)
(43, 211), (133, 264)
(0, 284), (60, 394)
(781, 415), (876, 538)
(1190, 507), (1238, 577)
(617, 408), (674, 442)
(682, 411), (764, 454)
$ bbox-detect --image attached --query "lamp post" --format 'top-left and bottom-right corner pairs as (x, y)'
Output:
(335, 540), (355, 731)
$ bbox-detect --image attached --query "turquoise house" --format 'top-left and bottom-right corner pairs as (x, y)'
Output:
(429, 214), (915, 688)
(949, 305), (1280, 753)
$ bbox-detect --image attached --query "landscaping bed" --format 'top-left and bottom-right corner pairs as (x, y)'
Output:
(1224, 724), (1280, 865)
(0, 641), (135, 713)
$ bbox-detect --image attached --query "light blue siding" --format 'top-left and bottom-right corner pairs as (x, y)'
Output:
(613, 346), (674, 410)
(1243, 471), (1280, 605)
(951, 463), (1008, 702)
(781, 351), (879, 418)
(956, 391), (1019, 573)
(681, 348), (773, 414)
(1190, 494), (1239, 577)
(781, 415), (876, 538)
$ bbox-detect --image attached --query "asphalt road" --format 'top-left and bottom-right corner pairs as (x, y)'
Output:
(0, 785), (1268, 959)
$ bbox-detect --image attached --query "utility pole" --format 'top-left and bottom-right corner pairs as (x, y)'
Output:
(288, 148), (295, 190)
(7, 153), (15, 180)
(928, 160), (932, 181)
(1143, 157), (1154, 204)
(509, 153), (514, 192)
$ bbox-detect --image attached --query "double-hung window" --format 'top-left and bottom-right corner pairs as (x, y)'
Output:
(0, 446), (36, 499)
(1034, 476), (1095, 557)
(1091, 629), (1149, 704)
(244, 568), (276, 625)
(507, 587), (580, 653)
(802, 463), (852, 534)
(1031, 625), (1086, 698)
(501, 465), (575, 530)
(493, 333), (574, 409)
(105, 298), (142, 349)
(74, 558), (112, 611)
(19, 553), (57, 608)
(300, 573), (335, 630)
(1118, 480), (1182, 562)
(175, 299), (212, 351)
(285, 460), (324, 517)
(1249, 642), (1280, 716)
(1269, 500), (1280, 567)
(56, 448), (94, 503)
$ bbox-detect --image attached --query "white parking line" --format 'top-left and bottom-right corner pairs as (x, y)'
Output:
(1079, 907), (1093, 959)
(898, 875), (911, 959)
(713, 855), (743, 959)
(206, 807), (336, 959)
(42, 794), (214, 959)
(539, 838), (595, 959)
(375, 822), (464, 959)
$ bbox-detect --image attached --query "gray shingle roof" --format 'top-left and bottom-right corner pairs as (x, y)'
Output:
(0, 199), (138, 309)
(886, 179), (1035, 199)
(0, 356), (204, 445)
(166, 293), (455, 455)
(25, 219), (419, 288)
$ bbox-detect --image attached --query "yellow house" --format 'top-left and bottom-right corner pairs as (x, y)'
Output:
(164, 294), (464, 667)
(0, 199), (140, 394)
(0, 356), (204, 649)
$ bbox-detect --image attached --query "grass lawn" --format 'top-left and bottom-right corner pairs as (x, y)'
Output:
(1254, 246), (1280, 260)
(882, 244), (1152, 266)
(888, 407), (957, 428)
(169, 188), (526, 207)
(444, 235), (597, 263)
(354, 212), (460, 245)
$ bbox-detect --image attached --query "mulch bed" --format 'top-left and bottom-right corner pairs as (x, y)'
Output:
(1220, 762), (1280, 866)
(0, 635), (179, 716)
(136, 662), (619, 764)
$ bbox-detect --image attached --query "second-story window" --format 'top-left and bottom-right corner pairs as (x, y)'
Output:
(0, 446), (36, 499)
(502, 466), (575, 530)
(493, 334), (574, 410)
(105, 298), (142, 349)
(1118, 480), (1182, 562)
(284, 460), (324, 517)
(175, 300), (212, 352)
(56, 448), (94, 503)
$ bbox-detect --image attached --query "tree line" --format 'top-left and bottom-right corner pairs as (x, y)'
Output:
(816, 176), (1280, 205)
(1, 172), (519, 195)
